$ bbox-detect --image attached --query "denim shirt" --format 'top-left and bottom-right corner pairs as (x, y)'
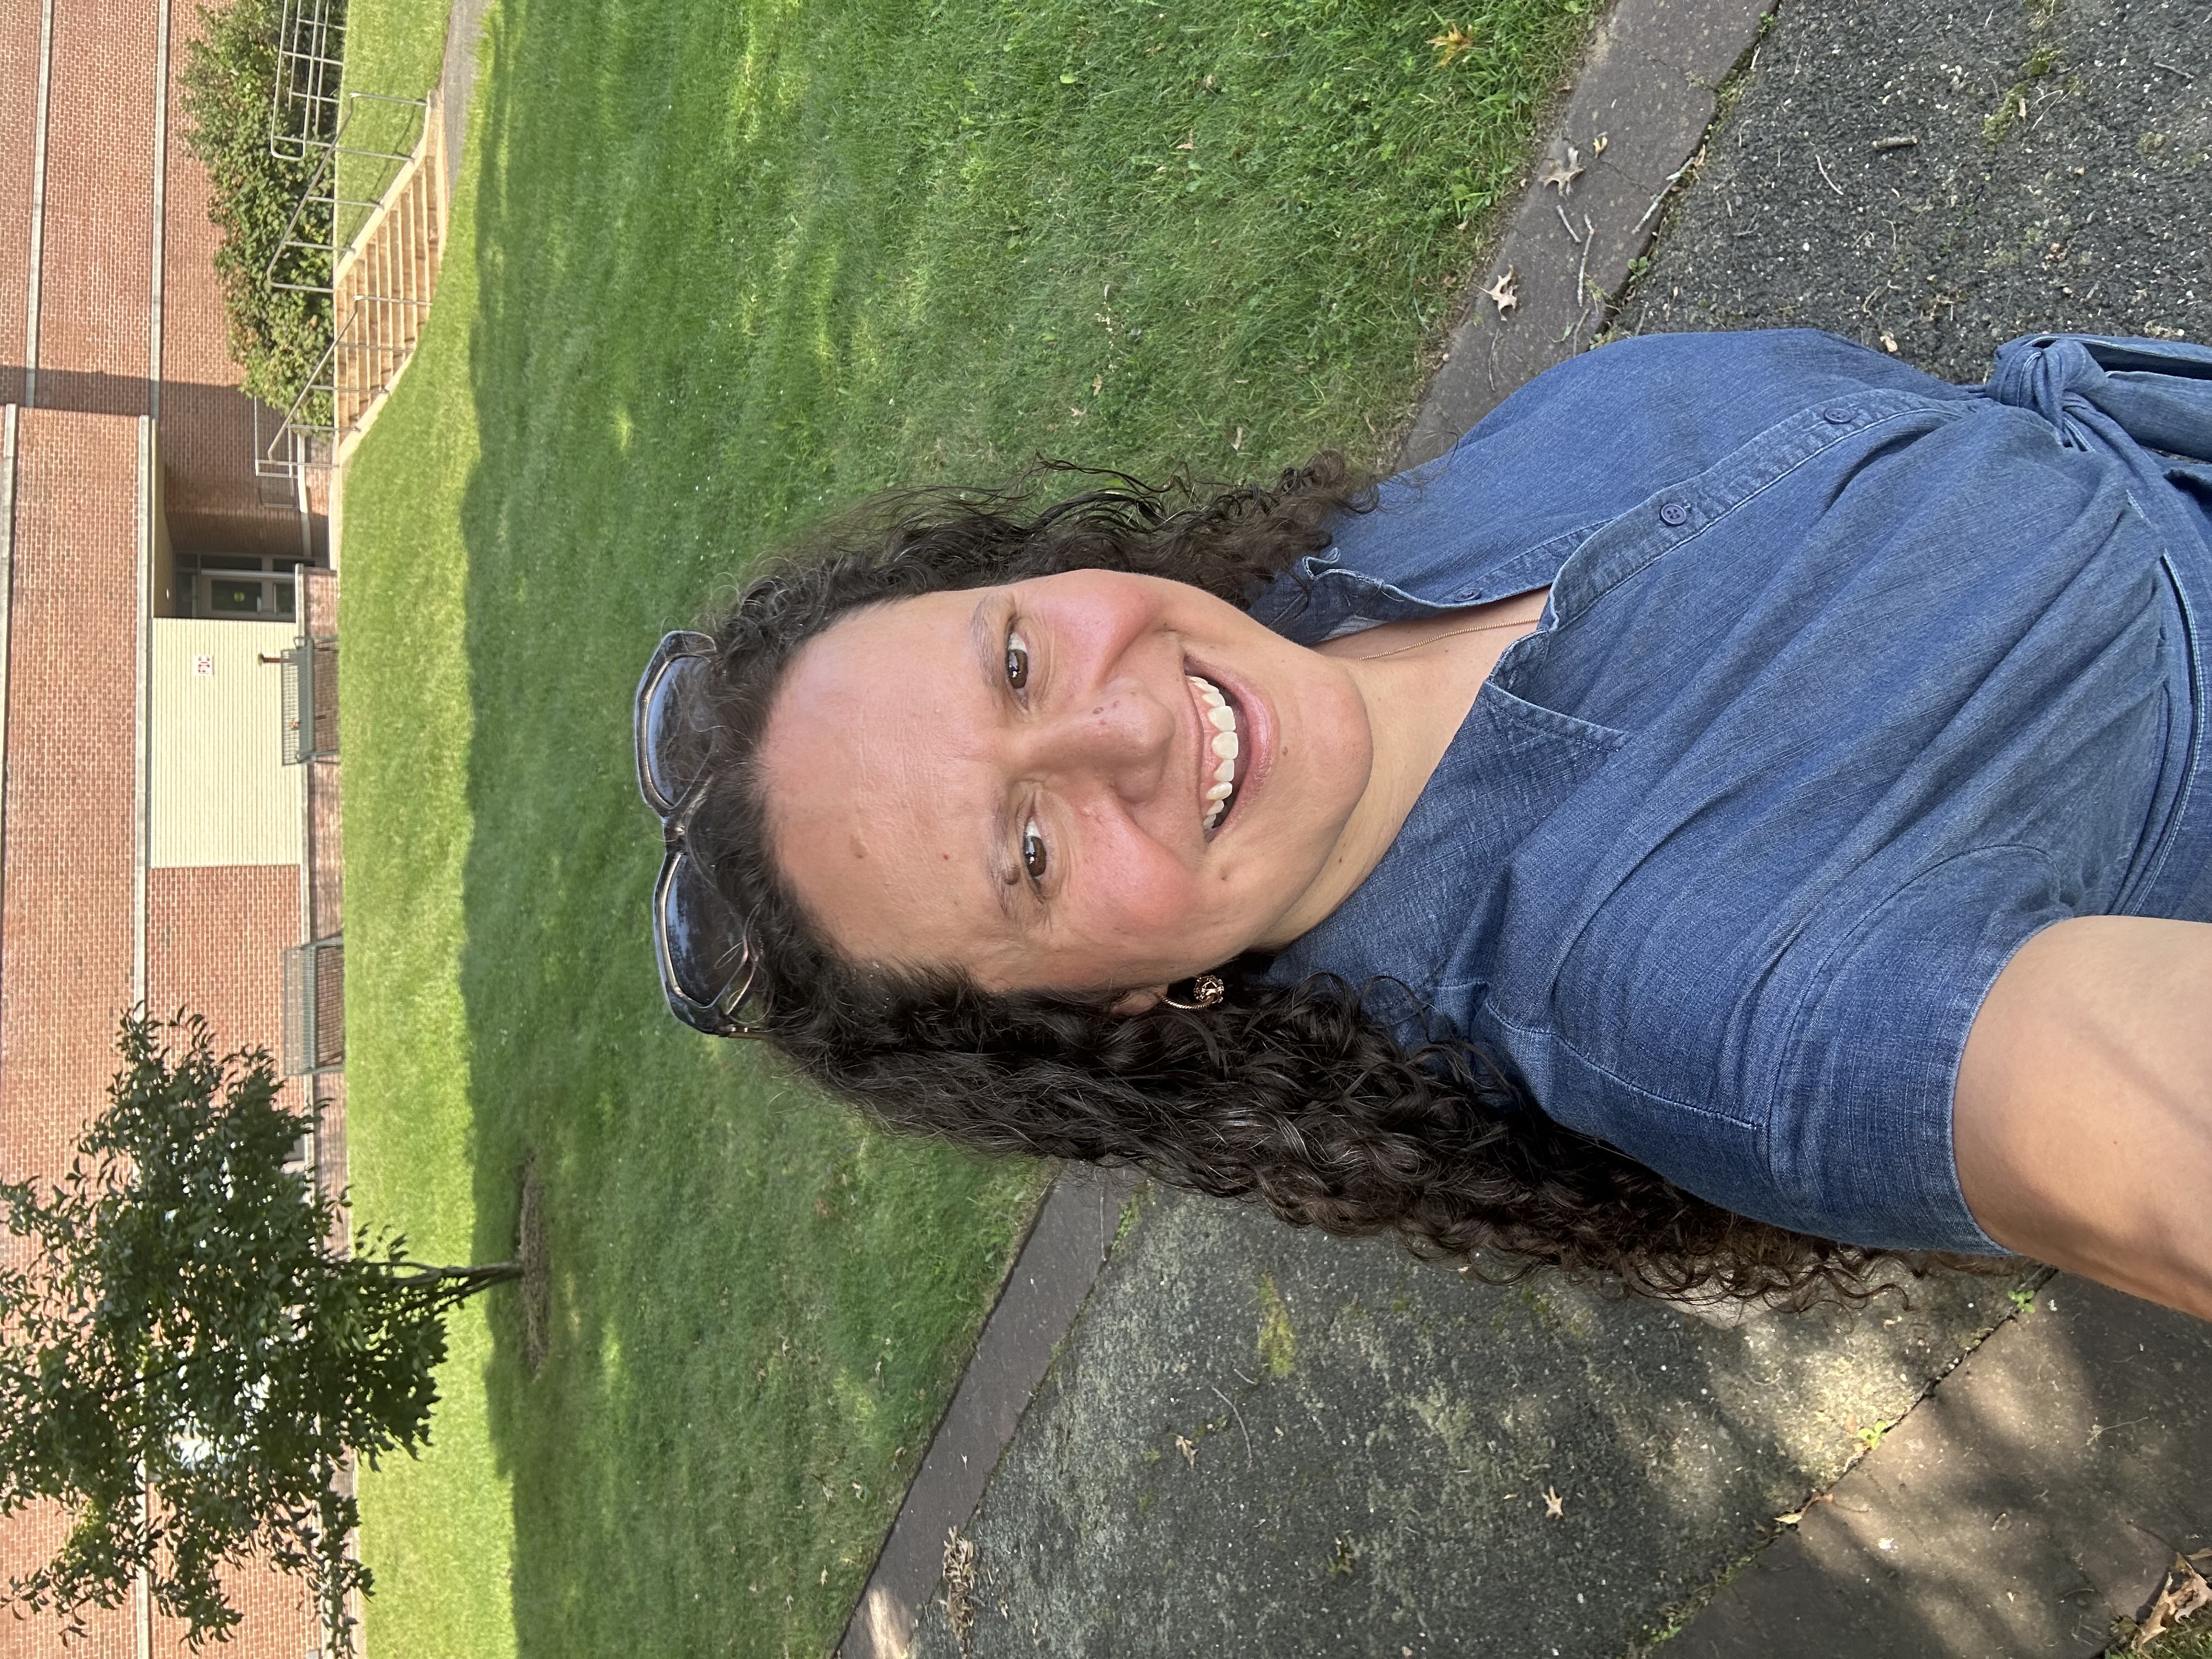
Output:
(1255, 329), (2212, 1253)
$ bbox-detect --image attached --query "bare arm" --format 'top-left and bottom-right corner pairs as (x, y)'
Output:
(1955, 915), (2212, 1321)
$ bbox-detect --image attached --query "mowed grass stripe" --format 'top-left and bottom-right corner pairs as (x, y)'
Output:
(338, 1), (1598, 1655)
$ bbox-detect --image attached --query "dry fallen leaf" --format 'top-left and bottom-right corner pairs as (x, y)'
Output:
(1775, 1492), (1833, 1527)
(1544, 1485), (1565, 1519)
(2136, 1552), (2212, 1650)
(1429, 24), (1480, 67)
(1593, 132), (1610, 155)
(943, 1529), (978, 1655)
(1175, 1434), (1198, 1468)
(1538, 138), (1584, 196)
(1482, 266), (1520, 317)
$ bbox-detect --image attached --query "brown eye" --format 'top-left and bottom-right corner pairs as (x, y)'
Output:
(1020, 819), (1048, 883)
(1005, 630), (1030, 692)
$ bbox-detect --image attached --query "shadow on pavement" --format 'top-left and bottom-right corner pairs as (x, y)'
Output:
(906, 1186), (2028, 1659)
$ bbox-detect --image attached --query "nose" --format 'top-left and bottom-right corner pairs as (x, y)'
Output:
(1017, 676), (1175, 804)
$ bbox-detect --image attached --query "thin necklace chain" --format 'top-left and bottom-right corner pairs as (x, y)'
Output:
(1341, 612), (1543, 663)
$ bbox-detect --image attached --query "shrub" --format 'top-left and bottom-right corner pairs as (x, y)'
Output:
(179, 0), (337, 412)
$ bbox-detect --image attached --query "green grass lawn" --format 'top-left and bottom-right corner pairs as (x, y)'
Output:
(336, 1), (1600, 1655)
(330, 0), (449, 246)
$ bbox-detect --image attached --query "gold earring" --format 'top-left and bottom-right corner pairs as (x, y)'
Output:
(1161, 973), (1226, 1011)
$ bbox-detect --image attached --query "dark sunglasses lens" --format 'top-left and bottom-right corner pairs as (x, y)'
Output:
(642, 653), (719, 811)
(660, 852), (753, 1012)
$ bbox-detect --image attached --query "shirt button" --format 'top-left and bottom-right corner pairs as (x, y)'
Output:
(1659, 501), (1689, 527)
(1823, 405), (1857, 424)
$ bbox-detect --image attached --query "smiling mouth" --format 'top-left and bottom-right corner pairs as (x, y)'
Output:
(1185, 671), (1242, 833)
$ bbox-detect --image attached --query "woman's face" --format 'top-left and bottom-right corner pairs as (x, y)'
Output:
(758, 568), (1378, 995)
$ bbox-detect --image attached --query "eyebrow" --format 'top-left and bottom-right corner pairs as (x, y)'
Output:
(973, 595), (1025, 925)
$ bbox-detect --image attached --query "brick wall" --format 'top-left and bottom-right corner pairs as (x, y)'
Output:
(2, 0), (312, 554)
(33, 0), (157, 408)
(0, 1508), (139, 1658)
(301, 565), (346, 1225)
(146, 862), (298, 1081)
(0, 407), (143, 1173)
(0, 407), (147, 1659)
(0, 422), (329, 1657)
(0, 0), (40, 409)
(0, 1514), (315, 1659)
(3, 6), (347, 1646)
(146, 1556), (315, 1658)
(156, 0), (313, 560)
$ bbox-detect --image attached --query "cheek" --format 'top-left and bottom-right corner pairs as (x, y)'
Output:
(1077, 833), (1198, 942)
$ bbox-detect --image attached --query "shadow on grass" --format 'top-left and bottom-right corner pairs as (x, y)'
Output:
(362, 0), (1613, 1651)
(443, 5), (1046, 1653)
(339, 0), (2212, 1646)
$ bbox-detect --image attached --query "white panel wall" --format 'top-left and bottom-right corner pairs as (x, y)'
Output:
(149, 618), (301, 867)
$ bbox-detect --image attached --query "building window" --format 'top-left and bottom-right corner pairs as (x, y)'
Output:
(177, 553), (300, 620)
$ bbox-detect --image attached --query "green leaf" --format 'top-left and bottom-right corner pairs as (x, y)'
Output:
(0, 1010), (511, 1653)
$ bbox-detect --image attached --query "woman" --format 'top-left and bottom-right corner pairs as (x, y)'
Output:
(636, 328), (2212, 1318)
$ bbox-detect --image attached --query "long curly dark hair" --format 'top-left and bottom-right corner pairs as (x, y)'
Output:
(685, 454), (2007, 1308)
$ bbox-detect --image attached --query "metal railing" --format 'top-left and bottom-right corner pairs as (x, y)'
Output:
(255, 85), (433, 481)
(269, 0), (345, 161)
(263, 91), (427, 299)
(283, 935), (346, 1077)
(279, 636), (340, 763)
(256, 290), (432, 477)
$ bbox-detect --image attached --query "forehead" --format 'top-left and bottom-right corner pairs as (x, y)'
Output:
(758, 590), (1015, 968)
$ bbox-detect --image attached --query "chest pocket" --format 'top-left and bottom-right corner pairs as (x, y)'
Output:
(1420, 683), (1630, 1015)
(1262, 675), (1629, 1047)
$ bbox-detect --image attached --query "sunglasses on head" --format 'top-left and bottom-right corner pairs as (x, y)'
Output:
(635, 630), (769, 1038)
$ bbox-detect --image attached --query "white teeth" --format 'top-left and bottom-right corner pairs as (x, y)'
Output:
(1189, 671), (1240, 832)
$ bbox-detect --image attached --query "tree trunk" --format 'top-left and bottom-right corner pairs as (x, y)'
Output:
(386, 1261), (524, 1299)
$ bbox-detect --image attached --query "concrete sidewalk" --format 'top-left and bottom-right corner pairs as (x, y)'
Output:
(905, 1188), (2037, 1659)
(879, 0), (2212, 1653)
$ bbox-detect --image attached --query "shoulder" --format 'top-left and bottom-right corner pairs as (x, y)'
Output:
(1449, 328), (1971, 492)
(1309, 330), (1973, 608)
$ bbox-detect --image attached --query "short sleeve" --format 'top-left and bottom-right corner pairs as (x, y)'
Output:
(1503, 845), (2066, 1252)
(1764, 847), (2070, 1252)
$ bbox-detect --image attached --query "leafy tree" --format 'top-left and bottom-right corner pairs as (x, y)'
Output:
(0, 1012), (518, 1649)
